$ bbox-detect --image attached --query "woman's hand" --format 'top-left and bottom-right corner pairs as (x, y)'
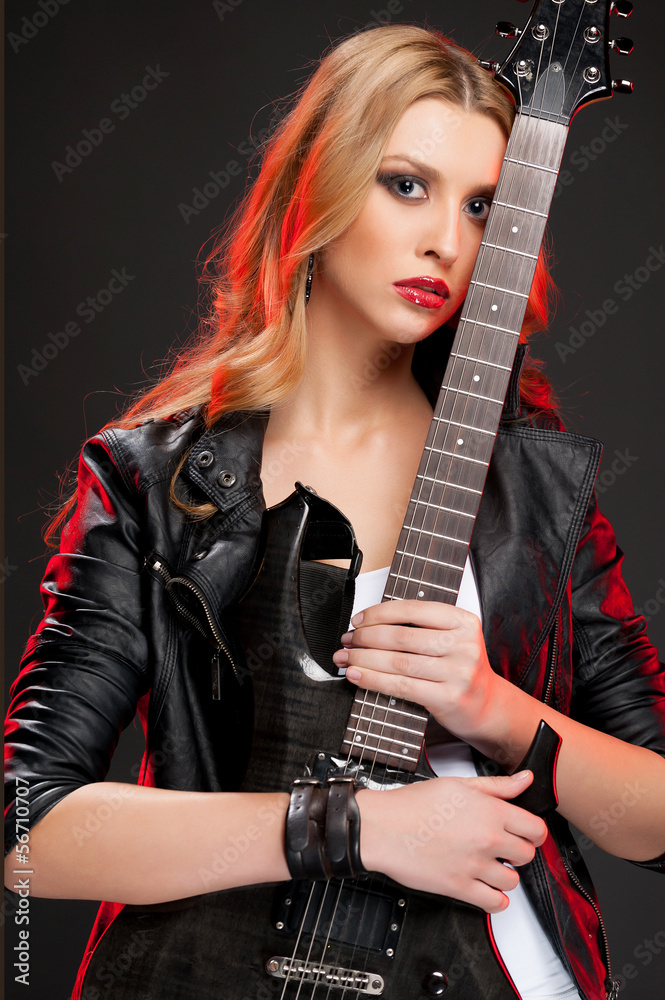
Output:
(332, 599), (502, 742)
(356, 771), (548, 912)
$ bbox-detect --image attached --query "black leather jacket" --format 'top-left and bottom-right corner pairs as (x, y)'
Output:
(5, 348), (665, 1000)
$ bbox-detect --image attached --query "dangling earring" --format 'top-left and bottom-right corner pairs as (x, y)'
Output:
(305, 252), (314, 306)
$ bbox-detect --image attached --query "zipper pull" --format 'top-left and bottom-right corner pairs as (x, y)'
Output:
(606, 980), (621, 1000)
(211, 648), (221, 701)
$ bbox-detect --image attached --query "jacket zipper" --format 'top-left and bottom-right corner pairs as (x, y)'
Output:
(561, 857), (620, 999)
(542, 616), (560, 706)
(149, 556), (241, 696)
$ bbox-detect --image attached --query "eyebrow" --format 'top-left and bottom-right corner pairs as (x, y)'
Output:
(380, 154), (497, 198)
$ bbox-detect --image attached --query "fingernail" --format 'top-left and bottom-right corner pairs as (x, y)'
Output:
(513, 769), (531, 780)
(333, 649), (349, 664)
(346, 667), (361, 681)
(350, 612), (364, 626)
(340, 631), (353, 643)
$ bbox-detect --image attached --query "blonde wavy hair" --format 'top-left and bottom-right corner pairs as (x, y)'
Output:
(46, 23), (557, 545)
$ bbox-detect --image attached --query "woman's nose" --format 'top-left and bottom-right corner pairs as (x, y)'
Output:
(422, 200), (460, 265)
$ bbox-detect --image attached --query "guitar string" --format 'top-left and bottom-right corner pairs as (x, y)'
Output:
(386, 19), (556, 604)
(338, 36), (572, 997)
(279, 880), (335, 1000)
(384, 0), (576, 698)
(386, 111), (538, 668)
(315, 54), (571, 1000)
(385, 79), (534, 602)
(328, 691), (417, 1000)
(375, 19), (557, 900)
(282, 700), (397, 998)
(282, 18), (578, 995)
(391, 105), (537, 610)
(315, 59), (558, 1000)
(279, 674), (378, 996)
(326, 135), (550, 975)
(342, 45), (560, 992)
(378, 0), (577, 739)
(284, 603), (397, 998)
(312, 683), (412, 997)
(294, 880), (347, 1000)
(407, 15), (573, 610)
(353, 13), (580, 991)
(284, 638), (398, 996)
(277, 585), (374, 998)
(402, 47), (565, 610)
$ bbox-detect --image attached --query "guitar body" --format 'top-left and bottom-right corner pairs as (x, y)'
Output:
(80, 488), (518, 1000)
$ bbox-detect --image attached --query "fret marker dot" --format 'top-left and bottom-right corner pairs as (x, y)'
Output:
(473, 375), (480, 382)
(355, 735), (362, 743)
(457, 438), (464, 446)
(512, 225), (519, 233)
(402, 748), (409, 755)
(390, 698), (396, 706)
(491, 304), (498, 311)
(418, 590), (425, 597)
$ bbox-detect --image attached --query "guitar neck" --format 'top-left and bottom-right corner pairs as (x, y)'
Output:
(342, 115), (568, 771)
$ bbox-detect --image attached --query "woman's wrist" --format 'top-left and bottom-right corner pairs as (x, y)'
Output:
(461, 674), (540, 769)
(354, 787), (382, 875)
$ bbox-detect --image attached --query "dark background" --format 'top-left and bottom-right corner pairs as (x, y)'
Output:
(4, 1), (664, 997)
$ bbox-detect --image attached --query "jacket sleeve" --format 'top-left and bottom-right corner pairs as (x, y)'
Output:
(569, 489), (665, 872)
(4, 432), (151, 860)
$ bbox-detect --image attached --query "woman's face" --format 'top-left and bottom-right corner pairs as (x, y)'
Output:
(313, 97), (508, 347)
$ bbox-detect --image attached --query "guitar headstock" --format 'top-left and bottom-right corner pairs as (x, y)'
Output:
(487, 0), (634, 122)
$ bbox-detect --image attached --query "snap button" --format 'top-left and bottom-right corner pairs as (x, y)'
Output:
(196, 450), (214, 468)
(217, 470), (237, 488)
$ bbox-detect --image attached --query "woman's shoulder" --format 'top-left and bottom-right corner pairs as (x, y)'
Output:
(87, 404), (207, 493)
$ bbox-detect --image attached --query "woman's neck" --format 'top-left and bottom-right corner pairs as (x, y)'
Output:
(268, 304), (431, 445)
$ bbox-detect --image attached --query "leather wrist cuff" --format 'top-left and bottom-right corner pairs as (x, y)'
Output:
(284, 776), (366, 881)
(285, 778), (332, 880)
(325, 776), (365, 879)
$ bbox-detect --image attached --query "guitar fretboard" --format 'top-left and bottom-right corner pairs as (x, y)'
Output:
(342, 115), (567, 771)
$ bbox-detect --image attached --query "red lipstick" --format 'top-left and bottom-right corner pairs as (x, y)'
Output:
(393, 276), (449, 309)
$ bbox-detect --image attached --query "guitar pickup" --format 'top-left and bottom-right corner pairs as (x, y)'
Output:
(272, 877), (405, 957)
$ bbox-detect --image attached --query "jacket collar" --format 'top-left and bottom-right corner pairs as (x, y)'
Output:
(183, 410), (269, 513)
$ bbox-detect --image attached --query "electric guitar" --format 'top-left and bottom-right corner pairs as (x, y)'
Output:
(81, 2), (632, 997)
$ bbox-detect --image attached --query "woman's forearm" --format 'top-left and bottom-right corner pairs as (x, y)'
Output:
(4, 782), (290, 904)
(473, 676), (665, 862)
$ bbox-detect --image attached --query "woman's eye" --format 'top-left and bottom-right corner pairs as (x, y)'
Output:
(466, 198), (492, 222)
(377, 172), (428, 201)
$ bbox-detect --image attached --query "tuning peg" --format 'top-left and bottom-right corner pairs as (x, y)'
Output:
(496, 21), (521, 39)
(477, 59), (501, 75)
(612, 79), (634, 93)
(610, 37), (634, 54)
(610, 0), (633, 17)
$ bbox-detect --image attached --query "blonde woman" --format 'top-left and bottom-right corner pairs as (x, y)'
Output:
(5, 23), (664, 1000)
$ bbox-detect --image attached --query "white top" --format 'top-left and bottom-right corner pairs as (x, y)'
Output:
(347, 559), (580, 1000)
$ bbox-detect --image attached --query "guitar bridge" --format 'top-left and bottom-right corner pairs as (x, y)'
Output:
(266, 957), (384, 994)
